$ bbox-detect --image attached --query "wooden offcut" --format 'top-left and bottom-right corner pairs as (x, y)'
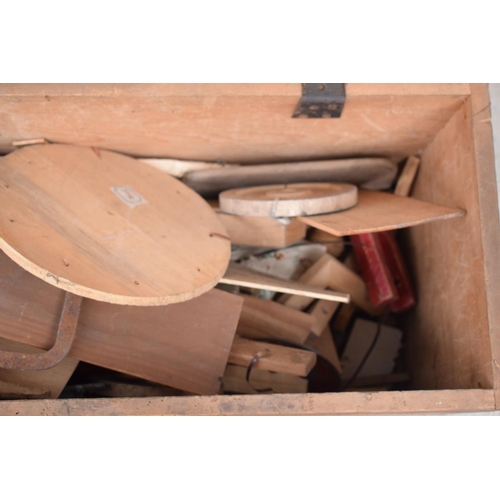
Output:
(394, 156), (420, 197)
(305, 327), (342, 375)
(138, 158), (236, 178)
(219, 183), (358, 217)
(237, 295), (316, 344)
(229, 337), (317, 377)
(0, 144), (230, 306)
(299, 190), (465, 236)
(308, 300), (340, 337)
(221, 263), (349, 304)
(0, 252), (243, 395)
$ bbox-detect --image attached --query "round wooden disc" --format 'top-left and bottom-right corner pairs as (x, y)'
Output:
(0, 145), (231, 306)
(219, 183), (358, 217)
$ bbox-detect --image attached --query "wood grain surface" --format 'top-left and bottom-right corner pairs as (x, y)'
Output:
(186, 158), (396, 196)
(219, 183), (358, 217)
(299, 190), (465, 236)
(0, 251), (243, 395)
(394, 155), (420, 197)
(0, 144), (230, 305)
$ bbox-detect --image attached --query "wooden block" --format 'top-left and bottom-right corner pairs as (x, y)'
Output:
(228, 337), (317, 377)
(184, 157), (398, 197)
(308, 300), (340, 337)
(0, 252), (243, 395)
(237, 295), (316, 344)
(222, 364), (308, 394)
(299, 189), (465, 236)
(0, 338), (78, 399)
(305, 327), (342, 375)
(394, 156), (420, 197)
(278, 254), (334, 310)
(221, 262), (349, 304)
(328, 255), (387, 316)
(215, 211), (307, 247)
(0, 144), (231, 306)
(307, 228), (344, 257)
(333, 303), (357, 333)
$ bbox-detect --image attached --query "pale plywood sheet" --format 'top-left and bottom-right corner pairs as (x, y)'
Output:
(299, 190), (465, 236)
(0, 251), (243, 395)
(0, 144), (230, 306)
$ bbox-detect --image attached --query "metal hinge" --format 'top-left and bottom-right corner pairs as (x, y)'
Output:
(292, 83), (346, 118)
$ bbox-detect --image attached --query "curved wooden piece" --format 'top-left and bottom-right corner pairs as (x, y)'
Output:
(0, 145), (231, 306)
(219, 183), (357, 217)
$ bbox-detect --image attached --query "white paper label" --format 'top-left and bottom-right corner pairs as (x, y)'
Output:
(111, 185), (148, 208)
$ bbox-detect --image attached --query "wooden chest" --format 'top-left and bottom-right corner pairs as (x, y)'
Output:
(0, 83), (498, 415)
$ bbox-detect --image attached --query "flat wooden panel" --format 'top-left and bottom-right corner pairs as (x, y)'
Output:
(0, 85), (467, 162)
(0, 389), (492, 416)
(300, 190), (464, 236)
(404, 97), (495, 391)
(0, 145), (230, 305)
(0, 338), (78, 398)
(470, 84), (500, 407)
(0, 252), (243, 395)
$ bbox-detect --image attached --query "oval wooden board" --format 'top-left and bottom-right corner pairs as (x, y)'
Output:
(219, 183), (358, 217)
(0, 145), (231, 305)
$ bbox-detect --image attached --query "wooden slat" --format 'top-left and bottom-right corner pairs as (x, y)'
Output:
(0, 85), (468, 162)
(0, 338), (78, 399)
(222, 364), (308, 394)
(305, 327), (342, 375)
(237, 295), (315, 344)
(138, 158), (235, 178)
(404, 96), (495, 391)
(394, 155), (420, 197)
(0, 389), (493, 416)
(0, 252), (243, 395)
(228, 337), (316, 377)
(307, 228), (344, 257)
(0, 144), (231, 306)
(221, 262), (349, 303)
(299, 190), (465, 237)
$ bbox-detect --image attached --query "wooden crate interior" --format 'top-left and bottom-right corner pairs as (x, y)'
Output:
(0, 83), (496, 409)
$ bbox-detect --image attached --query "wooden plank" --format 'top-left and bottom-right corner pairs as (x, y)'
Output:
(221, 262), (349, 304)
(299, 190), (465, 237)
(394, 155), (420, 197)
(237, 295), (316, 344)
(222, 364), (308, 394)
(305, 327), (342, 375)
(308, 300), (340, 337)
(469, 84), (500, 406)
(215, 210), (307, 247)
(404, 96), (496, 391)
(333, 302), (357, 333)
(0, 144), (230, 306)
(186, 159), (396, 196)
(0, 252), (243, 395)
(0, 389), (493, 416)
(0, 338), (78, 399)
(0, 85), (467, 163)
(278, 254), (333, 310)
(228, 337), (316, 377)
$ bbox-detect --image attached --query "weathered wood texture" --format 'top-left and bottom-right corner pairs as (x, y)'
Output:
(404, 89), (496, 391)
(0, 252), (243, 395)
(0, 389), (493, 416)
(300, 190), (464, 236)
(222, 364), (308, 394)
(0, 338), (78, 399)
(229, 337), (316, 377)
(0, 84), (468, 162)
(0, 144), (230, 305)
(237, 295), (315, 344)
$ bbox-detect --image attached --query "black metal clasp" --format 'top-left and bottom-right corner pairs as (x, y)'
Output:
(292, 83), (346, 118)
